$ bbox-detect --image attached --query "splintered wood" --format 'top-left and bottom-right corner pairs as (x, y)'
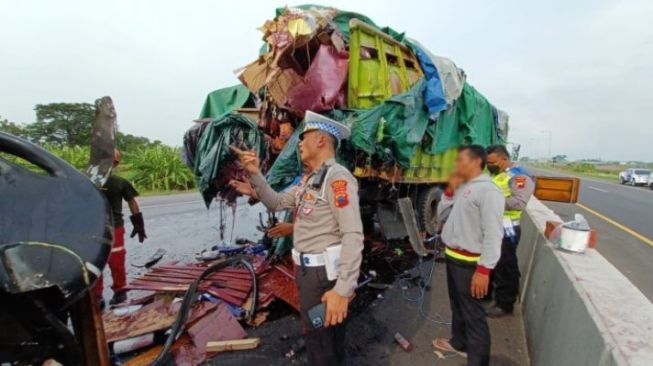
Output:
(125, 257), (299, 310)
(206, 338), (261, 353)
(103, 299), (178, 342)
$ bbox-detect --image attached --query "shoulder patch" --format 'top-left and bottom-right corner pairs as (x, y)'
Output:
(331, 179), (349, 208)
(515, 176), (527, 189)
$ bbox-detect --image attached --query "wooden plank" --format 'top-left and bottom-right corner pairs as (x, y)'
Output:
(205, 338), (260, 353)
(69, 290), (111, 366)
(103, 299), (178, 342)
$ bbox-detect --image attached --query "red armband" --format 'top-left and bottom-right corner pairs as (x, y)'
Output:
(475, 265), (491, 276)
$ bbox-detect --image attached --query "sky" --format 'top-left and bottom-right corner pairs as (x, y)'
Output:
(1, 0), (652, 161)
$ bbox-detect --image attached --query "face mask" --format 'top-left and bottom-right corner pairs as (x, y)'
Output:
(487, 164), (502, 175)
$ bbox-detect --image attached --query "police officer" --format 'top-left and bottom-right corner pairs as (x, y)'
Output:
(485, 145), (534, 317)
(229, 111), (363, 366)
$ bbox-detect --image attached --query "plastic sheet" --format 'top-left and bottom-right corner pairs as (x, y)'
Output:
(198, 85), (252, 120)
(412, 45), (448, 117)
(193, 113), (267, 207)
(424, 82), (500, 155)
(286, 44), (349, 116)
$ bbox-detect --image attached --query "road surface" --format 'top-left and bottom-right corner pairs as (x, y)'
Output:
(99, 193), (266, 299)
(529, 167), (653, 302)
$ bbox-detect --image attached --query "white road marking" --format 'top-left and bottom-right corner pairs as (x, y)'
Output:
(588, 186), (609, 193)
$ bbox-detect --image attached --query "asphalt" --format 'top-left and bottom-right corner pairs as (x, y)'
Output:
(528, 167), (653, 302)
(108, 192), (529, 365)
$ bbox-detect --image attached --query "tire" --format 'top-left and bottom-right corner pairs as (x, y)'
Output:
(416, 185), (443, 236)
(620, 177), (625, 184)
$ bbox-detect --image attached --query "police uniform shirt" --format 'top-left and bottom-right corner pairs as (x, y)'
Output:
(249, 158), (364, 297)
(505, 166), (534, 212)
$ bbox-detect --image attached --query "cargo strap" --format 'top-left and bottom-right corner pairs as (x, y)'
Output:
(445, 246), (480, 263)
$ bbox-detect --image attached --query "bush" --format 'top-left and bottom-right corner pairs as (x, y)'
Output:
(1, 143), (194, 193)
(569, 163), (597, 174)
(125, 146), (195, 192)
(46, 145), (90, 170)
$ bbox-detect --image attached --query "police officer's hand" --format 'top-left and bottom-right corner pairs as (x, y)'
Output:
(321, 290), (349, 327)
(267, 222), (293, 238)
(229, 179), (258, 199)
(230, 145), (260, 174)
(470, 272), (490, 299)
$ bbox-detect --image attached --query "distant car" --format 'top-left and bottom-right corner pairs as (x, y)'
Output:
(619, 168), (651, 186)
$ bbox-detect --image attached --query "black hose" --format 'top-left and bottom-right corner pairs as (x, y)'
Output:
(151, 256), (258, 366)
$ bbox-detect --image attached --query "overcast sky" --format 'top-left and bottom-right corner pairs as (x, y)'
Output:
(1, 0), (651, 161)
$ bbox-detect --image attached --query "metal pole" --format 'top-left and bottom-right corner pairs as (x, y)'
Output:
(541, 130), (552, 161)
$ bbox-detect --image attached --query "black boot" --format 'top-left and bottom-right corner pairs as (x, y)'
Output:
(109, 291), (128, 306)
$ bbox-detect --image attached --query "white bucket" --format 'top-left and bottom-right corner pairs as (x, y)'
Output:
(559, 225), (590, 253)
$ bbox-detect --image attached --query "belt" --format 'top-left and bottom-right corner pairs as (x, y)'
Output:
(444, 246), (480, 263)
(292, 249), (326, 267)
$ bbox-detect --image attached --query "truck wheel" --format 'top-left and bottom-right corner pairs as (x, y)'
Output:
(416, 186), (442, 236)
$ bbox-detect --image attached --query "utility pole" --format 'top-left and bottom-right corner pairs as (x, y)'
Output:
(541, 130), (552, 162)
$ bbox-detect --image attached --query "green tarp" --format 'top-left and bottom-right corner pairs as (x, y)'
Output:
(345, 79), (430, 168)
(424, 82), (499, 154)
(194, 113), (266, 207)
(199, 85), (251, 120)
(266, 124), (304, 192)
(266, 80), (500, 189)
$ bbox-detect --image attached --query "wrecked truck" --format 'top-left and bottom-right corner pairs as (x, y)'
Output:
(184, 5), (509, 246)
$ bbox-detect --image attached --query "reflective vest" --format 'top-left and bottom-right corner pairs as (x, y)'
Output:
(492, 166), (527, 220)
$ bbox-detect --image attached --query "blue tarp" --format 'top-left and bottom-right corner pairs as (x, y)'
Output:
(413, 45), (448, 117)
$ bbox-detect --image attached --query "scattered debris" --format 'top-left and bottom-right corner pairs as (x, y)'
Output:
(132, 248), (166, 268)
(205, 338), (261, 353)
(394, 332), (413, 352)
(285, 338), (306, 359)
(106, 254), (299, 365)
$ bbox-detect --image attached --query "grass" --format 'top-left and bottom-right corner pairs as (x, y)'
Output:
(530, 162), (621, 182)
(1, 144), (196, 195)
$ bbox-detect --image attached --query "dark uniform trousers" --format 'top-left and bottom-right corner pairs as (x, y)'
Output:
(296, 265), (347, 366)
(493, 226), (522, 312)
(446, 258), (490, 366)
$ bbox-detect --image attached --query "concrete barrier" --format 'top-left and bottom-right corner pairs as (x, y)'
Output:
(517, 198), (653, 366)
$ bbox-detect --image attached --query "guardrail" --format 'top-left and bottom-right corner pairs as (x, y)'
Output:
(518, 198), (653, 366)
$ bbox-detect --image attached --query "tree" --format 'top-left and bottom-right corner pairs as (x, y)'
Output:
(116, 132), (162, 152)
(552, 155), (567, 164)
(4, 104), (163, 152)
(0, 116), (26, 137)
(28, 103), (95, 146)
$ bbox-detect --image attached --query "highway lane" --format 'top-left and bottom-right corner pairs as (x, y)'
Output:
(529, 168), (653, 240)
(528, 167), (653, 301)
